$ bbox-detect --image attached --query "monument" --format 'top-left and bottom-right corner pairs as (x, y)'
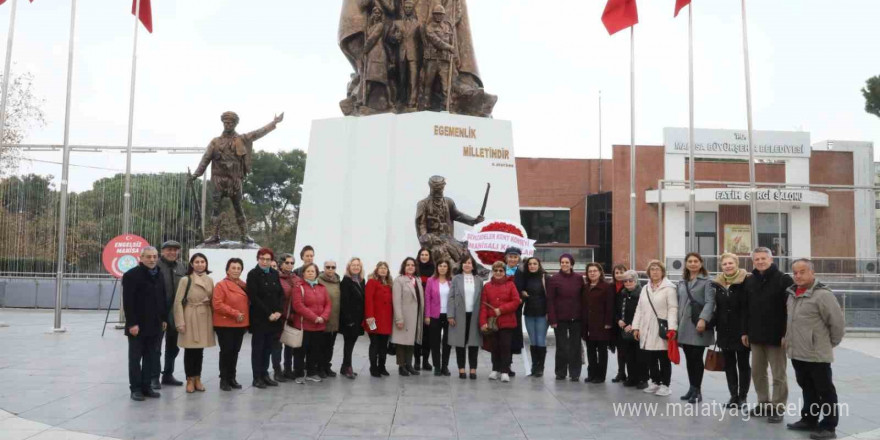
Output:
(338, 0), (497, 117)
(188, 111), (284, 283)
(295, 2), (518, 269)
(189, 111), (284, 248)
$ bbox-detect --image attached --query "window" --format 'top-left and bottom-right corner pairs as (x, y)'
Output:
(520, 209), (570, 244)
(685, 212), (718, 271)
(757, 213), (788, 257)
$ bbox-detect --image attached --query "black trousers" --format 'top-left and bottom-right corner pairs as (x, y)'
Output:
(418, 322), (431, 364)
(320, 331), (337, 371)
(553, 320), (583, 379)
(723, 348), (751, 398)
(681, 344), (706, 389)
(646, 349), (671, 386)
(283, 345), (295, 371)
(620, 339), (647, 383)
(128, 334), (160, 392)
(429, 314), (451, 369)
(293, 330), (321, 377)
(215, 327), (245, 382)
(271, 337), (283, 371)
(455, 313), (478, 370)
(183, 348), (204, 377)
(491, 329), (513, 374)
(792, 359), (839, 429)
(396, 344), (415, 367)
(616, 339), (627, 378)
(153, 327), (180, 379)
(250, 330), (276, 379)
(586, 341), (609, 380)
(340, 325), (361, 369)
(368, 333), (390, 368)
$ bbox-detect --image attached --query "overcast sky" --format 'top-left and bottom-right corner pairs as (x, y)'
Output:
(3, 0), (879, 191)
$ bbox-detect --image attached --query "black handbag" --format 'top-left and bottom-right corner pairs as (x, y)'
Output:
(684, 280), (714, 331)
(645, 287), (669, 340)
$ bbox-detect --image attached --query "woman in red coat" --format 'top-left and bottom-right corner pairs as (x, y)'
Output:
(291, 263), (332, 384)
(364, 261), (394, 378)
(582, 262), (616, 384)
(480, 261), (522, 383)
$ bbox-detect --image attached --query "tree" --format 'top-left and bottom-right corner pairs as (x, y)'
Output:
(243, 149), (307, 252)
(862, 75), (880, 119)
(0, 71), (48, 176)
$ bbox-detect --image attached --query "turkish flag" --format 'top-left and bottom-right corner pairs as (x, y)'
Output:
(131, 0), (152, 33)
(675, 0), (692, 18)
(602, 0), (639, 36)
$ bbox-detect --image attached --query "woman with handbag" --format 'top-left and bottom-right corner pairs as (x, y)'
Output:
(339, 257), (366, 379)
(291, 263), (332, 384)
(392, 257), (425, 376)
(480, 261), (522, 383)
(173, 253), (215, 393)
(521, 257), (549, 378)
(631, 259), (678, 397)
(365, 261), (394, 377)
(616, 270), (647, 389)
(447, 254), (483, 380)
(582, 262), (615, 384)
(547, 253), (584, 381)
(424, 259), (453, 376)
(676, 252), (717, 403)
(713, 252), (751, 408)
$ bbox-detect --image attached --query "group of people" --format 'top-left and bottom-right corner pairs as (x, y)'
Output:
(122, 242), (844, 440)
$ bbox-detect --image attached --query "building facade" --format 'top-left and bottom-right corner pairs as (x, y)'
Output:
(517, 128), (876, 273)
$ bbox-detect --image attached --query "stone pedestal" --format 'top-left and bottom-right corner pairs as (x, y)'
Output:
(295, 111), (519, 270)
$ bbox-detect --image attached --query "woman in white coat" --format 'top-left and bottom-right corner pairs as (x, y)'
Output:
(632, 259), (678, 397)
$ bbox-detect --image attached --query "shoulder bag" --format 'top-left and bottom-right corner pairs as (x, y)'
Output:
(180, 276), (192, 307)
(481, 301), (499, 334)
(704, 341), (725, 371)
(280, 285), (304, 348)
(645, 285), (669, 340)
(684, 279), (715, 331)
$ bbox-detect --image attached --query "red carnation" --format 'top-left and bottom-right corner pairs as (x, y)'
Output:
(475, 221), (524, 267)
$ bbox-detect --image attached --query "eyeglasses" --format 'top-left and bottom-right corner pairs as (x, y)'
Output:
(325, 266), (336, 269)
(492, 269), (505, 273)
(282, 261), (294, 265)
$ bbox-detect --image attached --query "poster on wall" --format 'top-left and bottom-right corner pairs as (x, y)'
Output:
(724, 225), (752, 254)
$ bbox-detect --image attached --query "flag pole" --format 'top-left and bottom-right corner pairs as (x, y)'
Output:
(122, 0), (141, 235)
(687, 3), (696, 254)
(740, 0), (758, 251)
(629, 26), (636, 270)
(0, 0), (19, 152)
(598, 90), (602, 193)
(53, 0), (78, 333)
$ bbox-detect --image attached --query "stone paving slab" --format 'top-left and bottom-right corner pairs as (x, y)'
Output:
(0, 309), (879, 440)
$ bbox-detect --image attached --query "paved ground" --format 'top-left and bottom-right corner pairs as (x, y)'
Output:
(0, 309), (879, 440)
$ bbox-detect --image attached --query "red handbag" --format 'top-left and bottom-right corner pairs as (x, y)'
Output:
(667, 331), (680, 365)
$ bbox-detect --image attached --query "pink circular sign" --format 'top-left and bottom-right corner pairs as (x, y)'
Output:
(102, 234), (149, 278)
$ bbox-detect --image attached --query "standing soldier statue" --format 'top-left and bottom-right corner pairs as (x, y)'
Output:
(420, 4), (456, 111)
(415, 175), (484, 264)
(190, 111), (284, 245)
(391, 0), (422, 110)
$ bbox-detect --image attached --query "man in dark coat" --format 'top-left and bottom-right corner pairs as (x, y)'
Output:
(741, 247), (794, 423)
(152, 240), (187, 388)
(122, 246), (167, 401)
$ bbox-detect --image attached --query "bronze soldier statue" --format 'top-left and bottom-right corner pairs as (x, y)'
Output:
(362, 6), (392, 109)
(420, 4), (455, 111)
(415, 175), (484, 265)
(190, 111), (284, 245)
(391, 0), (421, 110)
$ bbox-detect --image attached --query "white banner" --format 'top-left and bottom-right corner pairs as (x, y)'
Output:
(664, 127), (811, 159)
(465, 231), (536, 257)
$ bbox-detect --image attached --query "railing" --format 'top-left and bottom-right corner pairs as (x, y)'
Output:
(665, 256), (880, 276)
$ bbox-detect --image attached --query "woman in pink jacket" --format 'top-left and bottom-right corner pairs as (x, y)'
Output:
(291, 263), (332, 384)
(423, 259), (453, 376)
